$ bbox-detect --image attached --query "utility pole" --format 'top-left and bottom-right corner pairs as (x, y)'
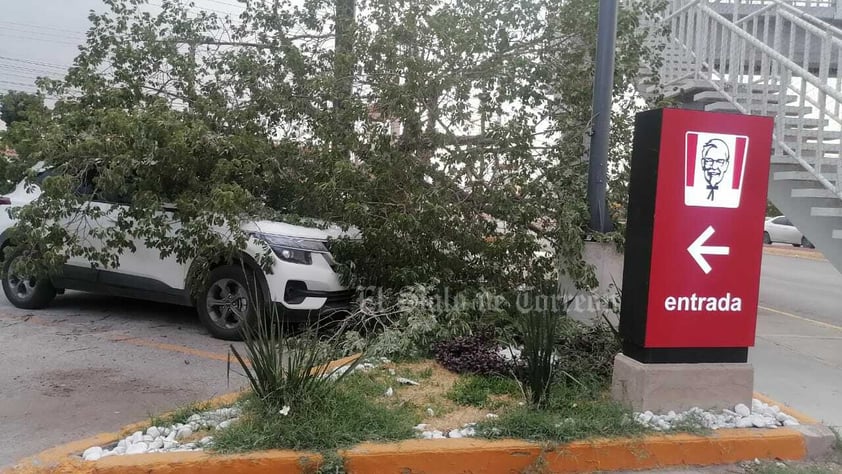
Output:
(586, 0), (618, 233)
(334, 0), (356, 157)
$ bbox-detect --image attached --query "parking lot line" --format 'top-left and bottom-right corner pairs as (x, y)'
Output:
(109, 336), (232, 363)
(758, 305), (842, 332)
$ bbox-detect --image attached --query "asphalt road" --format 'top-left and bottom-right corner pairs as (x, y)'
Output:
(753, 247), (842, 430)
(0, 293), (247, 467)
(0, 247), (839, 467)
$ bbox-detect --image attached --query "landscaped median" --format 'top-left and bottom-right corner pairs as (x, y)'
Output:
(6, 376), (833, 473)
(6, 318), (836, 474)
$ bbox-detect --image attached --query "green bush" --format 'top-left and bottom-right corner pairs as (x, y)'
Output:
(555, 321), (621, 387)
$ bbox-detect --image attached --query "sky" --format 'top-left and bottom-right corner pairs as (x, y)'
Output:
(0, 0), (244, 94)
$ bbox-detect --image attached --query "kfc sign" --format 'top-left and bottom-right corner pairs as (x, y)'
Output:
(620, 109), (774, 362)
(685, 132), (749, 208)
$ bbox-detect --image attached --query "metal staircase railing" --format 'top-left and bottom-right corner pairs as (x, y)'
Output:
(641, 0), (842, 200)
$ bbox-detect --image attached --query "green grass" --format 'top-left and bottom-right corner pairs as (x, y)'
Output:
(211, 373), (420, 453)
(148, 401), (212, 428)
(476, 383), (648, 443)
(447, 375), (522, 408)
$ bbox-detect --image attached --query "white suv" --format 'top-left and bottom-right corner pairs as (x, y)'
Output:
(0, 168), (353, 340)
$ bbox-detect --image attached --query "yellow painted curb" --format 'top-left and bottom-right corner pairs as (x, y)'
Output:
(753, 392), (819, 425)
(762, 245), (826, 261)
(343, 429), (805, 473)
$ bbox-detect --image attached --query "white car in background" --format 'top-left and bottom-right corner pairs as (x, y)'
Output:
(763, 215), (814, 248)
(0, 167), (353, 340)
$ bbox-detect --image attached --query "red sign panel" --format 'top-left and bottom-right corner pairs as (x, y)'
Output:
(642, 109), (774, 348)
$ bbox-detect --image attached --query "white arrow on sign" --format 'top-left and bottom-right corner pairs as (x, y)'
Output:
(687, 225), (730, 274)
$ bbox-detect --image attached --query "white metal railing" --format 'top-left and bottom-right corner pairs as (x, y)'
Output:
(644, 0), (842, 198)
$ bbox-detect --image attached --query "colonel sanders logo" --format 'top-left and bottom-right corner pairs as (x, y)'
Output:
(685, 132), (749, 208)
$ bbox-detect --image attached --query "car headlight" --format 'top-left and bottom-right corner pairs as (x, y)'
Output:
(251, 233), (329, 265)
(274, 247), (311, 265)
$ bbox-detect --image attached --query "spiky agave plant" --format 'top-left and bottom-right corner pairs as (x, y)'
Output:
(229, 295), (364, 408)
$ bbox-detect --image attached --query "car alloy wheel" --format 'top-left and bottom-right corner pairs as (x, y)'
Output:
(205, 278), (250, 330)
(7, 273), (37, 301)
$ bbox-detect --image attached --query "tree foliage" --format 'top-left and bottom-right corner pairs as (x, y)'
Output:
(0, 91), (47, 128)
(4, 0), (662, 298)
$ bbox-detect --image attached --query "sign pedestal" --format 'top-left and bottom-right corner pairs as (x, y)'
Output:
(612, 108), (774, 413)
(611, 353), (753, 412)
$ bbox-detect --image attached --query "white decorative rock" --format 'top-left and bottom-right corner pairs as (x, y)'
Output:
(176, 427), (193, 440)
(486, 413), (498, 419)
(142, 435), (154, 442)
(187, 414), (202, 423)
(426, 408), (435, 417)
(414, 424), (428, 431)
(431, 430), (445, 439)
(82, 446), (103, 461)
(448, 429), (463, 438)
(396, 377), (420, 386)
(461, 427), (476, 437)
(734, 404), (751, 417)
(783, 419), (800, 426)
(736, 417), (754, 428)
(163, 441), (178, 450)
(216, 420), (234, 430)
(147, 427), (161, 438)
(125, 442), (149, 455)
(385, 387), (394, 397)
(165, 430), (177, 442)
(149, 438), (164, 450)
(199, 436), (214, 445)
(116, 439), (127, 450)
(112, 446), (126, 455)
(750, 415), (767, 428)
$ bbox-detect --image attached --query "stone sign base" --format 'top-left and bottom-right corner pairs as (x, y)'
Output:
(610, 353), (754, 412)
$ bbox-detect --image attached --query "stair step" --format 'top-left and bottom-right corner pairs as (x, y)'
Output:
(781, 118), (829, 128)
(705, 102), (812, 116)
(780, 142), (842, 152)
(774, 171), (838, 182)
(771, 157), (840, 170)
(811, 207), (842, 217)
(780, 129), (842, 140)
(792, 187), (840, 198)
(651, 79), (718, 96)
(832, 230), (842, 239)
(693, 90), (797, 104)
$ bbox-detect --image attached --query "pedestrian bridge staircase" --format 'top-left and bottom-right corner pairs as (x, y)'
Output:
(638, 0), (842, 274)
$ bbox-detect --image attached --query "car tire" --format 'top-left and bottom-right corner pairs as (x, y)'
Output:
(763, 232), (772, 245)
(2, 249), (56, 309)
(801, 236), (815, 249)
(196, 265), (263, 341)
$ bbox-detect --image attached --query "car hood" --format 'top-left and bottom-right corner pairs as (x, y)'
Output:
(241, 220), (330, 241)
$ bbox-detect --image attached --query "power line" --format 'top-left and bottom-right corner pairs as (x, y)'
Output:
(0, 20), (87, 36)
(0, 32), (81, 46)
(0, 24), (87, 41)
(0, 56), (70, 70)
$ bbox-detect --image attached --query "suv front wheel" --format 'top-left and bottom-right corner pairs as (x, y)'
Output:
(2, 249), (56, 309)
(197, 265), (262, 340)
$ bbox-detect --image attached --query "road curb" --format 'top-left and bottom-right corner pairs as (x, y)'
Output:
(5, 387), (832, 473)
